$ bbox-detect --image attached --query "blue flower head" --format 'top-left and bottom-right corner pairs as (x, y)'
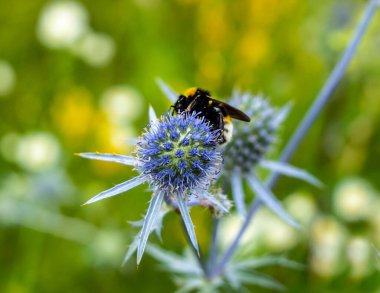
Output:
(223, 91), (289, 174)
(78, 109), (225, 265)
(136, 112), (222, 194)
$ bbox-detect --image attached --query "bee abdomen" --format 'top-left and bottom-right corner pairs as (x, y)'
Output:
(222, 121), (233, 144)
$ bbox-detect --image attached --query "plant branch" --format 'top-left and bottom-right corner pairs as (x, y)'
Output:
(207, 218), (220, 277)
(213, 199), (261, 277)
(213, 0), (379, 278)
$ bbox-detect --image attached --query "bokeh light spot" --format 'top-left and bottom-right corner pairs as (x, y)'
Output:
(15, 132), (61, 172)
(0, 60), (16, 97)
(37, 1), (89, 49)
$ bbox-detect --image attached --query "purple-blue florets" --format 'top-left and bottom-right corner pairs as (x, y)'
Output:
(136, 112), (223, 193)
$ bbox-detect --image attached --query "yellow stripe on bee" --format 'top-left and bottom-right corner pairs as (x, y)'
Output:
(224, 115), (232, 123)
(208, 100), (213, 105)
(183, 87), (197, 97)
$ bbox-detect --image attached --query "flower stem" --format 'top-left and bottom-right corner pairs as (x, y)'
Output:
(213, 0), (379, 278)
(207, 218), (220, 277)
(274, 0), (379, 169)
(212, 199), (261, 277)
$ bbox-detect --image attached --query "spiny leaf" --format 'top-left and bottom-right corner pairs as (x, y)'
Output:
(176, 193), (200, 256)
(124, 209), (169, 264)
(271, 102), (292, 128)
(77, 152), (138, 166)
(224, 268), (241, 290)
(149, 105), (158, 123)
(232, 256), (304, 270)
(260, 160), (322, 187)
(84, 174), (147, 205)
(246, 174), (300, 228)
(146, 245), (202, 275)
(235, 271), (285, 291)
(202, 192), (229, 214)
(137, 191), (165, 265)
(231, 172), (246, 217)
(123, 232), (140, 265)
(156, 78), (178, 103)
(174, 278), (205, 293)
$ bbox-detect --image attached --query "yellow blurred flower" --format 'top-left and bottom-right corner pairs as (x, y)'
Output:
(51, 88), (96, 141)
(236, 30), (268, 68)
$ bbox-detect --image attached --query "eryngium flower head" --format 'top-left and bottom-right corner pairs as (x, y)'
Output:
(79, 110), (225, 264)
(136, 112), (223, 194)
(223, 91), (288, 174)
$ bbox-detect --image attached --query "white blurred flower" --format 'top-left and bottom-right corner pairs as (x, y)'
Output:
(347, 236), (373, 279)
(285, 191), (317, 226)
(310, 216), (347, 277)
(219, 208), (299, 253)
(73, 31), (115, 67)
(15, 132), (61, 172)
(37, 1), (89, 49)
(89, 230), (125, 267)
(0, 60), (16, 96)
(100, 85), (144, 124)
(219, 214), (258, 250)
(333, 178), (375, 222)
(258, 209), (298, 252)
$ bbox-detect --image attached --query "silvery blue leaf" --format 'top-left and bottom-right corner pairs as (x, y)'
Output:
(156, 78), (178, 103)
(176, 193), (200, 256)
(202, 192), (229, 213)
(84, 174), (147, 205)
(146, 245), (202, 275)
(175, 279), (205, 293)
(224, 268), (241, 290)
(77, 152), (138, 166)
(124, 209), (169, 264)
(153, 209), (169, 241)
(235, 271), (285, 291)
(128, 219), (144, 227)
(246, 175), (300, 228)
(123, 232), (140, 265)
(232, 256), (303, 270)
(149, 105), (158, 123)
(260, 160), (322, 187)
(271, 102), (292, 128)
(231, 172), (246, 217)
(137, 191), (165, 265)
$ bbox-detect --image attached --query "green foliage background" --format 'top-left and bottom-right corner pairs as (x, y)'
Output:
(0, 0), (379, 292)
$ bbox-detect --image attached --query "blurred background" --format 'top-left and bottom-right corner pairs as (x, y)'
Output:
(0, 0), (379, 292)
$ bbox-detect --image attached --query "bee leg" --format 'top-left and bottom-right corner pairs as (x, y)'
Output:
(170, 105), (176, 115)
(213, 107), (226, 144)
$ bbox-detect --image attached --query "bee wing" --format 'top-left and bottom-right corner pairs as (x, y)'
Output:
(210, 98), (251, 122)
(225, 104), (251, 122)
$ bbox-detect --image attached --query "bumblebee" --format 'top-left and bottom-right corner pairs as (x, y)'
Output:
(172, 87), (250, 144)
